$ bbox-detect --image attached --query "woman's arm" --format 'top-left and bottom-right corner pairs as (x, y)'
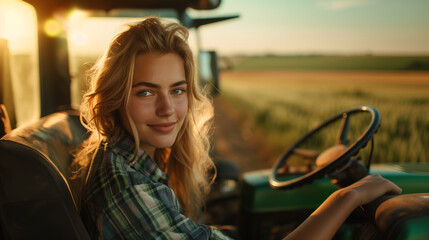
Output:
(283, 174), (402, 240)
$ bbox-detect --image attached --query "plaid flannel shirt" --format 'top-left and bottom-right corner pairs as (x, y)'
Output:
(81, 129), (231, 240)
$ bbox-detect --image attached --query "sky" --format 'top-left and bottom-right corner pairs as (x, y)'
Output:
(188, 0), (429, 55)
(1, 0), (429, 56)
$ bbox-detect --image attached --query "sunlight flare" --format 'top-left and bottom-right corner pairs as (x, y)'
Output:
(0, 0), (37, 53)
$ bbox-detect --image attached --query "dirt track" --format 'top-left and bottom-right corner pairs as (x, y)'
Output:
(212, 96), (275, 173)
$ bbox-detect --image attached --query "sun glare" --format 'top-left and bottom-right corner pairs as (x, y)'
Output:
(43, 18), (63, 37)
(68, 9), (88, 25)
(72, 33), (88, 46)
(0, 0), (40, 126)
(67, 10), (90, 46)
(0, 0), (37, 53)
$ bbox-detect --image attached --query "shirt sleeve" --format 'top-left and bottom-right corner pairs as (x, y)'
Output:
(97, 181), (233, 240)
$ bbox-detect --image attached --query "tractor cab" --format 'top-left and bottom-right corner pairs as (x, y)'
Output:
(1, 1), (429, 239)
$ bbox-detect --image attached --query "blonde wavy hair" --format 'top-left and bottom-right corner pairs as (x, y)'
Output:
(74, 17), (214, 220)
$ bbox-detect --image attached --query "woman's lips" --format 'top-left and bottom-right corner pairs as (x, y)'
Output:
(148, 122), (176, 134)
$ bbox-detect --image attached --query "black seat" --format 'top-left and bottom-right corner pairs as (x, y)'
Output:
(0, 111), (90, 239)
(368, 193), (429, 239)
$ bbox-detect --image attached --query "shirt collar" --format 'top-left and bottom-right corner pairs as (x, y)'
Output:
(108, 128), (169, 183)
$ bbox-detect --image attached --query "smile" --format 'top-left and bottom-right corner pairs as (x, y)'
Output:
(147, 122), (176, 134)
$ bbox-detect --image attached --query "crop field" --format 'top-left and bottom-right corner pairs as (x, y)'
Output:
(218, 70), (429, 164)
(230, 55), (429, 71)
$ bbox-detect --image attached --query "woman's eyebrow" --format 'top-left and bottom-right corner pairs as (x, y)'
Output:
(132, 80), (187, 88)
(171, 80), (187, 87)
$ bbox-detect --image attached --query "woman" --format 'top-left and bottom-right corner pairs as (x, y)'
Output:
(74, 17), (401, 239)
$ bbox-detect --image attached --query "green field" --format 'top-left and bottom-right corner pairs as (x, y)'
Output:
(230, 55), (429, 71)
(218, 69), (429, 164)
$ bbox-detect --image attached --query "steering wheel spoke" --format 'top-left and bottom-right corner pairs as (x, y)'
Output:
(337, 113), (350, 145)
(293, 148), (320, 160)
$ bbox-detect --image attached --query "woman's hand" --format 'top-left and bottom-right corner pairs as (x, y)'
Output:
(341, 174), (402, 206)
(283, 174), (402, 240)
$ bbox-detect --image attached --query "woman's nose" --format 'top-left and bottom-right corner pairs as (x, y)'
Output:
(156, 94), (174, 117)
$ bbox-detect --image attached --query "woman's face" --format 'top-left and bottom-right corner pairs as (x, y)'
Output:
(122, 52), (188, 158)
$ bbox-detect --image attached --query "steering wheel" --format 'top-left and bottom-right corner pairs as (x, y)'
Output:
(269, 106), (380, 190)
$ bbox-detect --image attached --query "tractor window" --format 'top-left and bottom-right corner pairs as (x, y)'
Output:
(67, 14), (140, 108)
(0, 0), (40, 127)
(67, 13), (196, 109)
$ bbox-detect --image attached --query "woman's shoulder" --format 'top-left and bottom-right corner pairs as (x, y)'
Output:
(92, 142), (163, 184)
(84, 146), (136, 195)
(94, 144), (140, 178)
(99, 131), (142, 177)
(82, 144), (171, 210)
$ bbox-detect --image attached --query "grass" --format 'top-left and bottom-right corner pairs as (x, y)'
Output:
(231, 55), (429, 71)
(218, 70), (429, 164)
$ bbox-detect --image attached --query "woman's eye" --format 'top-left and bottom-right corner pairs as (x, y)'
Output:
(137, 90), (153, 97)
(172, 88), (186, 95)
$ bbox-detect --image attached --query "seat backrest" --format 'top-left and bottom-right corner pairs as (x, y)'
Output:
(0, 111), (90, 239)
(373, 193), (429, 239)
